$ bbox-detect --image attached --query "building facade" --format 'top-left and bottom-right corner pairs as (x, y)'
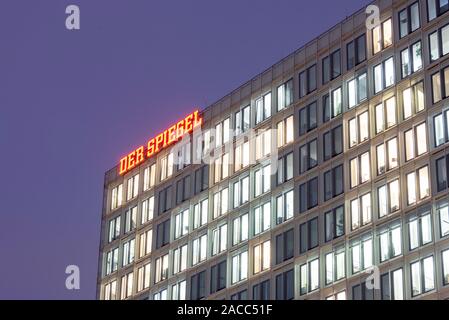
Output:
(97, 0), (449, 300)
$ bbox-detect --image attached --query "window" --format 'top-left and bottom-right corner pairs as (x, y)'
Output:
(352, 281), (374, 300)
(105, 247), (119, 275)
(427, 0), (449, 22)
(299, 102), (317, 136)
(214, 152), (230, 183)
(326, 291), (347, 300)
(193, 198), (208, 230)
(172, 280), (186, 300)
(231, 251), (248, 284)
(126, 174), (139, 201)
(254, 201), (271, 236)
(153, 288), (167, 300)
(348, 111), (369, 148)
(111, 184), (123, 210)
(103, 280), (117, 300)
(378, 179), (400, 218)
(322, 50), (341, 84)
(122, 238), (135, 266)
(232, 213), (249, 246)
(160, 153), (174, 181)
(210, 261), (227, 294)
(213, 188), (229, 219)
(299, 140), (317, 174)
(277, 115), (294, 147)
(381, 269), (404, 300)
(400, 42), (422, 79)
(323, 125), (343, 161)
(143, 164), (156, 191)
(379, 222), (402, 262)
(108, 215), (121, 243)
(376, 137), (398, 175)
(275, 270), (294, 300)
(404, 126), (418, 159)
(277, 152), (293, 185)
(194, 165), (209, 195)
(254, 164), (271, 198)
(124, 206), (137, 234)
(141, 196), (154, 225)
(173, 244), (188, 274)
(155, 254), (168, 283)
(158, 186), (172, 214)
(408, 211), (432, 251)
(233, 176), (249, 208)
(275, 229), (294, 264)
(300, 218), (319, 253)
(214, 118), (231, 148)
(347, 34), (366, 70)
(253, 280), (270, 300)
(440, 203), (449, 238)
(406, 166), (430, 205)
(256, 93), (272, 124)
(442, 249), (449, 285)
(351, 193), (372, 230)
(176, 176), (191, 205)
(325, 248), (346, 284)
(325, 205), (345, 242)
(154, 215), (170, 248)
(372, 18), (393, 54)
(299, 178), (318, 213)
(374, 57), (395, 94)
(331, 87), (342, 118)
(120, 272), (133, 299)
(402, 82), (425, 120)
(350, 236), (373, 274)
(411, 256), (435, 297)
(299, 65), (317, 98)
(138, 229), (152, 258)
(347, 73), (367, 108)
(212, 224), (227, 256)
(323, 165), (344, 201)
(255, 129), (272, 160)
(254, 240), (271, 274)
(137, 263), (151, 292)
(190, 271), (206, 300)
(431, 66), (449, 103)
(175, 142), (191, 171)
(231, 290), (247, 300)
(300, 259), (319, 295)
(399, 2), (420, 39)
(434, 110), (449, 147)
(277, 79), (294, 111)
(276, 189), (294, 224)
(350, 152), (371, 188)
(429, 24), (449, 62)
(174, 209), (189, 239)
(235, 105), (251, 135)
(192, 234), (207, 266)
(375, 96), (397, 134)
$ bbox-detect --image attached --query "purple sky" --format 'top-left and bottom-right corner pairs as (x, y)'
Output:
(0, 0), (371, 299)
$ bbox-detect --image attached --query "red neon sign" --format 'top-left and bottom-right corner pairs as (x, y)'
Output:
(119, 110), (203, 175)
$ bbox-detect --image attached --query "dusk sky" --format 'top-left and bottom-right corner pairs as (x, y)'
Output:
(0, 0), (371, 299)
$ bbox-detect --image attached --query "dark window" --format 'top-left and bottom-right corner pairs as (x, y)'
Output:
(156, 219), (170, 249)
(322, 94), (331, 123)
(210, 260), (227, 294)
(352, 281), (374, 300)
(194, 165), (209, 194)
(275, 269), (294, 300)
(436, 155), (449, 192)
(277, 152), (294, 185)
(299, 65), (317, 98)
(253, 280), (270, 300)
(427, 0), (449, 22)
(299, 139), (318, 174)
(431, 66), (449, 104)
(231, 290), (247, 300)
(190, 270), (206, 300)
(322, 50), (341, 84)
(299, 218), (318, 254)
(399, 2), (420, 39)
(323, 165), (344, 201)
(276, 229), (294, 264)
(381, 273), (391, 300)
(299, 177), (318, 213)
(347, 34), (367, 70)
(158, 186), (172, 214)
(323, 125), (343, 161)
(299, 101), (317, 135)
(325, 205), (345, 242)
(176, 175), (191, 205)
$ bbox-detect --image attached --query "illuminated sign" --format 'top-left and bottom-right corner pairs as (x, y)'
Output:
(119, 110), (203, 175)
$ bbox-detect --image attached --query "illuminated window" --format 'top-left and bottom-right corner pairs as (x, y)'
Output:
(232, 213), (248, 246)
(276, 189), (294, 225)
(256, 93), (272, 124)
(255, 129), (272, 161)
(434, 110), (449, 147)
(277, 115), (294, 147)
(192, 234), (207, 266)
(211, 224), (227, 256)
(400, 41), (422, 78)
(120, 272), (133, 300)
(254, 240), (271, 274)
(380, 269), (404, 300)
(138, 229), (152, 258)
(103, 280), (117, 300)
(111, 184), (123, 210)
(141, 196), (154, 225)
(443, 249), (449, 286)
(411, 256), (435, 297)
(122, 238), (135, 266)
(399, 2), (420, 39)
(254, 201), (271, 236)
(325, 248), (346, 284)
(402, 82), (424, 120)
(406, 166), (430, 206)
(347, 73), (367, 109)
(439, 204), (449, 238)
(160, 153), (173, 181)
(375, 96), (396, 134)
(233, 176), (249, 208)
(350, 152), (370, 188)
(350, 193), (372, 231)
(254, 164), (271, 197)
(432, 66), (449, 103)
(126, 174), (139, 200)
(192, 199), (208, 230)
(277, 79), (293, 111)
(143, 164), (156, 191)
(408, 211), (432, 251)
(124, 206), (137, 233)
(378, 179), (400, 218)
(300, 259), (319, 295)
(108, 215), (121, 243)
(429, 24), (449, 62)
(153, 288), (167, 300)
(231, 251), (248, 284)
(234, 141), (250, 172)
(374, 57), (395, 94)
(214, 152), (229, 183)
(235, 105), (251, 135)
(428, 0), (449, 22)
(105, 247), (119, 275)
(350, 236), (373, 274)
(348, 111), (369, 148)
(173, 244), (188, 274)
(379, 222), (402, 262)
(174, 209), (189, 240)
(372, 18), (393, 54)
(172, 280), (186, 300)
(213, 188), (228, 219)
(277, 152), (293, 185)
(332, 87), (342, 117)
(137, 263), (151, 292)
